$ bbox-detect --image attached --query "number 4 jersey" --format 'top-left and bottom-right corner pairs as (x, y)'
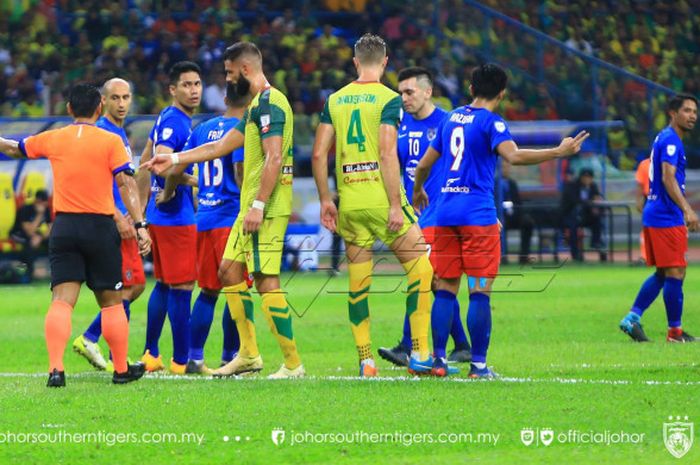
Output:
(430, 105), (513, 227)
(320, 81), (407, 211)
(183, 115), (244, 231)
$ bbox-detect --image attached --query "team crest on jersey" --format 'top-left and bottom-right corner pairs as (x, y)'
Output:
(261, 114), (271, 134)
(427, 128), (437, 141)
(162, 128), (173, 140)
(667, 145), (676, 156)
(494, 121), (506, 133)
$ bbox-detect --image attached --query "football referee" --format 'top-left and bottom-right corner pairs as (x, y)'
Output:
(0, 83), (151, 387)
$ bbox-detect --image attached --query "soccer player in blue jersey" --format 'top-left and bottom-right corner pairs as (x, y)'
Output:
(413, 64), (588, 377)
(71, 78), (147, 371)
(157, 83), (248, 373)
(619, 93), (698, 343)
(378, 67), (471, 368)
(139, 61), (202, 374)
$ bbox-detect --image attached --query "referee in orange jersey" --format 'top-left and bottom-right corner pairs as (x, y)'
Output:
(0, 83), (151, 387)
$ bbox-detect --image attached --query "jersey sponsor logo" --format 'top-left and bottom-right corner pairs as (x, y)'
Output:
(162, 128), (173, 140)
(667, 145), (676, 156)
(450, 113), (475, 124)
(342, 161), (379, 174)
(343, 175), (380, 185)
(405, 159), (418, 181)
(441, 177), (470, 194)
(261, 114), (271, 134)
(495, 121), (507, 133)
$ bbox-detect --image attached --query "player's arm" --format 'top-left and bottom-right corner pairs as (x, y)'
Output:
(635, 182), (646, 213)
(312, 122), (338, 232)
(662, 161), (699, 231)
(142, 128), (245, 175)
(413, 146), (441, 213)
(378, 123), (404, 232)
(242, 134), (283, 234)
(0, 137), (24, 158)
(114, 209), (136, 240)
(497, 130), (589, 165)
(116, 171), (151, 254)
(136, 138), (154, 210)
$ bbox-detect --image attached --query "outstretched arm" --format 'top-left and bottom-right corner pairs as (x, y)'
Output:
(0, 137), (23, 158)
(497, 130), (589, 165)
(312, 122), (338, 232)
(142, 128), (245, 175)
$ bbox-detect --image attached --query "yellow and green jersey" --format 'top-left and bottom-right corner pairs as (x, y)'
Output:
(235, 86), (294, 218)
(320, 81), (405, 211)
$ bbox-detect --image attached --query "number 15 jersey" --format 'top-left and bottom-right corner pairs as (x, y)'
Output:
(320, 81), (406, 211)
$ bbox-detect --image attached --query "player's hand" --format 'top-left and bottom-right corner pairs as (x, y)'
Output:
(320, 199), (338, 233)
(685, 209), (699, 232)
(115, 215), (136, 240)
(155, 190), (175, 206)
(140, 154), (174, 176)
(412, 188), (429, 214)
(387, 204), (404, 233)
(136, 227), (151, 256)
(243, 207), (263, 234)
(557, 131), (590, 157)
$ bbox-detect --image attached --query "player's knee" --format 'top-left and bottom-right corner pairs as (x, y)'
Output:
(128, 284), (146, 301)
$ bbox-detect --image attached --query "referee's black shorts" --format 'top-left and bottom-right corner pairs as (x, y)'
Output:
(49, 213), (122, 291)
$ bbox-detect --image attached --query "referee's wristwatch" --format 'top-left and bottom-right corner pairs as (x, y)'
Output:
(134, 220), (149, 230)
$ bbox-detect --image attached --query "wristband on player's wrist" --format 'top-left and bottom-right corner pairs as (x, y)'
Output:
(134, 221), (149, 230)
(252, 200), (265, 211)
(170, 153), (180, 165)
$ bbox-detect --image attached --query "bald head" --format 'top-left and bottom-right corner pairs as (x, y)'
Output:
(101, 77), (132, 125)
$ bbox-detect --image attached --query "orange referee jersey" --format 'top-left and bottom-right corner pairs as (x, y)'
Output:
(636, 158), (650, 196)
(19, 123), (132, 216)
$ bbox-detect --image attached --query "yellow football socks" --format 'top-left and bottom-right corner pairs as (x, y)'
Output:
(402, 254), (433, 360)
(348, 260), (373, 361)
(261, 290), (301, 369)
(223, 281), (259, 358)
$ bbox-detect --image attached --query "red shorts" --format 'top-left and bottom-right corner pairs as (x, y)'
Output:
(121, 237), (145, 286)
(642, 225), (687, 268)
(149, 224), (197, 285)
(197, 227), (231, 290)
(432, 224), (501, 279)
(422, 226), (438, 270)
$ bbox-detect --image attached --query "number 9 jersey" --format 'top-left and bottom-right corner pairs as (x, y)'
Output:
(430, 105), (513, 227)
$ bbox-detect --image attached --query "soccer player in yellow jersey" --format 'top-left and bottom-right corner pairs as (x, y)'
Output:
(142, 42), (303, 379)
(312, 34), (434, 377)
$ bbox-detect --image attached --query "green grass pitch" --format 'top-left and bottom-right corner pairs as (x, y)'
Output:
(0, 263), (698, 464)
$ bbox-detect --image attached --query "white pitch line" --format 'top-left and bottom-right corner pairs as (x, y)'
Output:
(0, 372), (699, 386)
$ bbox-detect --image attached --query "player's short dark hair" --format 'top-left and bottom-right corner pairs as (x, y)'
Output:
(168, 61), (202, 86)
(470, 63), (508, 100)
(354, 33), (387, 65)
(223, 42), (262, 63)
(397, 67), (433, 87)
(667, 93), (698, 112)
(35, 189), (49, 202)
(68, 83), (102, 117)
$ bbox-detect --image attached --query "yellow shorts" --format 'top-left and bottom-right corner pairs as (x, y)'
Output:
(222, 215), (289, 275)
(337, 206), (416, 248)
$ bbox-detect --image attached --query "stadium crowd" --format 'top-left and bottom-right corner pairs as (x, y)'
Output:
(0, 1), (698, 167)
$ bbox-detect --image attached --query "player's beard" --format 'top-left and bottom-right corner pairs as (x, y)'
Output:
(232, 74), (251, 97)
